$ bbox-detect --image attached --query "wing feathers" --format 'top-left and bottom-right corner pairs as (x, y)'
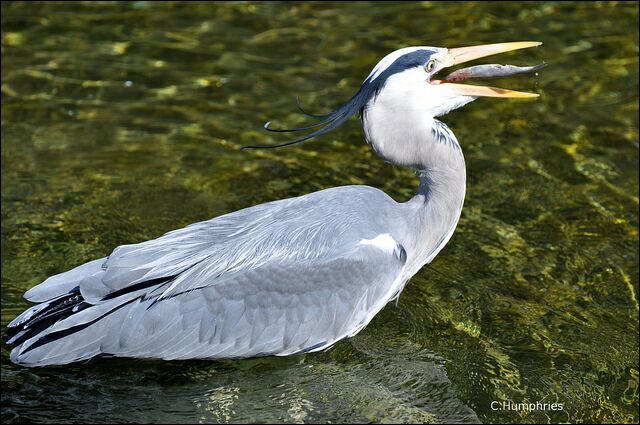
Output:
(24, 258), (106, 302)
(8, 187), (409, 366)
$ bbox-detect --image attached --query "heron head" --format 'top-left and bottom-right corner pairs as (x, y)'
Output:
(245, 42), (542, 152)
(361, 42), (541, 120)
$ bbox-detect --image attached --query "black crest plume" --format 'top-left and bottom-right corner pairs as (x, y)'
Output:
(242, 48), (436, 149)
(241, 86), (375, 150)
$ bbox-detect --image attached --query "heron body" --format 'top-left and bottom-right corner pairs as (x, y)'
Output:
(5, 42), (541, 366)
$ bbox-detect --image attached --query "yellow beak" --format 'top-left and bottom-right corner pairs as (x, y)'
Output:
(438, 41), (542, 98)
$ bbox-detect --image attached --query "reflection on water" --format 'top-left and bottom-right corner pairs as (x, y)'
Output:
(1, 1), (638, 423)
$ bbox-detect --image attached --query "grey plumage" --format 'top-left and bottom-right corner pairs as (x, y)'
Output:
(5, 42), (542, 366)
(8, 187), (418, 366)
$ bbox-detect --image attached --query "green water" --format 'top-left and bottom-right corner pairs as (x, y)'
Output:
(1, 1), (638, 423)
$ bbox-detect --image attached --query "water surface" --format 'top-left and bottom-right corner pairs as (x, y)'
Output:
(1, 2), (638, 423)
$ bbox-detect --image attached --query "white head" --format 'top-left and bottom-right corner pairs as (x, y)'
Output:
(364, 46), (477, 119)
(252, 41), (542, 170)
(361, 46), (474, 169)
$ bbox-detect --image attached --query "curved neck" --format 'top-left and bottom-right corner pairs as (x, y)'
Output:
(363, 111), (467, 273)
(408, 140), (466, 273)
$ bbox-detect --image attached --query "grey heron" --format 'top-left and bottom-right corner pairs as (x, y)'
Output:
(5, 42), (542, 367)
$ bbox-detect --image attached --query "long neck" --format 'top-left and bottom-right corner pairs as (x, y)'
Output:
(413, 120), (467, 208)
(410, 148), (466, 270)
(406, 121), (466, 274)
(363, 112), (467, 273)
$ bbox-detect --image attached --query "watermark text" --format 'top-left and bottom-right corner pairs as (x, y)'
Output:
(491, 401), (564, 411)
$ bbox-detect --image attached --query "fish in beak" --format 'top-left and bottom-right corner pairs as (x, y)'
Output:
(432, 41), (544, 98)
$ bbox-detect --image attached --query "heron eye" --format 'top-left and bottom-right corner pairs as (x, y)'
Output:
(425, 60), (436, 72)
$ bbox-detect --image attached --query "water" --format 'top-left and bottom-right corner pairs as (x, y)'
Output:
(1, 2), (638, 423)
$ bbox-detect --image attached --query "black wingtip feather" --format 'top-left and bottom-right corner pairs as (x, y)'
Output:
(4, 287), (88, 347)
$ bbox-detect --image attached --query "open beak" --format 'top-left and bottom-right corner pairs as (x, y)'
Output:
(435, 41), (542, 98)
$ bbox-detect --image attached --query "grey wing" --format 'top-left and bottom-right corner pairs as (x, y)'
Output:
(11, 239), (407, 366)
(24, 186), (394, 304)
(8, 186), (409, 366)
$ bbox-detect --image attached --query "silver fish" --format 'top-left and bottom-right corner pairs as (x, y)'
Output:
(443, 63), (547, 82)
